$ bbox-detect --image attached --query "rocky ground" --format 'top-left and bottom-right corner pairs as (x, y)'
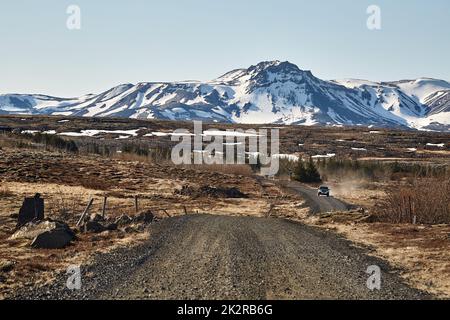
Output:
(12, 215), (430, 300)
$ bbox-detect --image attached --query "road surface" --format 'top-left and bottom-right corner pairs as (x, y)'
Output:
(16, 215), (428, 300)
(282, 181), (350, 213)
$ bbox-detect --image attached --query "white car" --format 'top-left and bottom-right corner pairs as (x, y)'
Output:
(318, 186), (330, 197)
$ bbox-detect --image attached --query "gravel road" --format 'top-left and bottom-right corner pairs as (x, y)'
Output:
(282, 181), (350, 213)
(14, 215), (429, 300)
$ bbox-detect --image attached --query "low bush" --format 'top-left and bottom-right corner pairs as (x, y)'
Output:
(376, 178), (450, 224)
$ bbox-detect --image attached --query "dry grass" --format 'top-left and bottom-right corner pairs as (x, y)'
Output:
(0, 186), (14, 198)
(79, 177), (113, 191)
(112, 152), (153, 163)
(0, 133), (33, 150)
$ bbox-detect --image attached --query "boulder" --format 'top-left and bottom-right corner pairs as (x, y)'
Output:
(11, 220), (69, 240)
(115, 214), (132, 227)
(11, 220), (75, 249)
(17, 193), (44, 227)
(134, 210), (154, 224)
(0, 260), (15, 273)
(123, 226), (137, 233)
(84, 221), (106, 233)
(90, 214), (105, 223)
(31, 229), (74, 249)
(106, 223), (118, 231)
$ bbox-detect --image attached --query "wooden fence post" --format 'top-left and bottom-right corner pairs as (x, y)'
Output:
(102, 196), (107, 218)
(163, 209), (172, 218)
(267, 204), (275, 217)
(77, 198), (94, 227)
(183, 206), (188, 215)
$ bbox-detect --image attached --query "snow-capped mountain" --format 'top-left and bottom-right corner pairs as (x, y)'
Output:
(333, 77), (450, 130)
(1, 61), (449, 131)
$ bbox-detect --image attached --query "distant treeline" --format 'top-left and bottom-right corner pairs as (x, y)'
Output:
(23, 132), (78, 153)
(317, 158), (449, 181)
(274, 156), (449, 182)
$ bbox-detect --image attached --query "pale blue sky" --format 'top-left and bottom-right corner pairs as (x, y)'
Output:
(1, 0), (449, 97)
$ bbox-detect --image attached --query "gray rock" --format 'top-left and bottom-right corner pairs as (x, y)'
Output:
(106, 223), (118, 231)
(11, 219), (75, 249)
(123, 226), (137, 233)
(0, 260), (15, 273)
(90, 214), (105, 223)
(17, 193), (44, 227)
(134, 210), (154, 224)
(115, 215), (132, 227)
(11, 220), (72, 240)
(84, 221), (106, 234)
(31, 229), (75, 249)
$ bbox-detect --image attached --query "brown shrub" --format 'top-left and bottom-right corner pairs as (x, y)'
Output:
(187, 164), (253, 176)
(377, 178), (450, 224)
(46, 192), (81, 222)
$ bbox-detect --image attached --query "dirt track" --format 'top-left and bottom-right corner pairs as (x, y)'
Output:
(15, 215), (429, 300)
(282, 181), (350, 213)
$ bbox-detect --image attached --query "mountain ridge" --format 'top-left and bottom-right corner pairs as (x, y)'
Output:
(1, 61), (449, 131)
